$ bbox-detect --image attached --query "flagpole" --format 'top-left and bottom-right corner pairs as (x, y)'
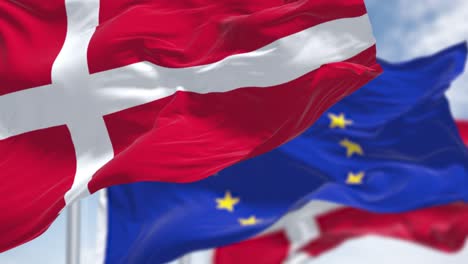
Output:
(66, 201), (81, 264)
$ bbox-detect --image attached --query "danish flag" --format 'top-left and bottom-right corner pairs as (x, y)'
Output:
(176, 202), (468, 264)
(0, 0), (380, 251)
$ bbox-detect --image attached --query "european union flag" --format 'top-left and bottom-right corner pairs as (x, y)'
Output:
(103, 43), (468, 264)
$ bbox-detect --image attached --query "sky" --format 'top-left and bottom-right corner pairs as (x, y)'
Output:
(365, 0), (468, 120)
(1, 1), (468, 263)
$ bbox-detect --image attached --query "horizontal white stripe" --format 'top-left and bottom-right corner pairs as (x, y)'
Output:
(0, 14), (375, 140)
(0, 84), (62, 139)
(1, 12), (376, 205)
(94, 14), (376, 115)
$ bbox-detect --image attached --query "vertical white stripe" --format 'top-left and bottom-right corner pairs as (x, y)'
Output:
(65, 119), (114, 203)
(53, 0), (115, 203)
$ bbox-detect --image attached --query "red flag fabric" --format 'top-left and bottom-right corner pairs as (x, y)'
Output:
(181, 202), (468, 264)
(456, 121), (468, 145)
(0, 0), (379, 252)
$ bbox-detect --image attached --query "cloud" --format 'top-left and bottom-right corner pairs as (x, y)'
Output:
(365, 0), (468, 119)
(394, 0), (468, 58)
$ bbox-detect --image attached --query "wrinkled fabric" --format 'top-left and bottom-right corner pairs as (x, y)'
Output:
(0, 0), (379, 252)
(104, 43), (468, 263)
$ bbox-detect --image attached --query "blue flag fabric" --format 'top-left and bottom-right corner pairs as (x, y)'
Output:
(104, 43), (468, 264)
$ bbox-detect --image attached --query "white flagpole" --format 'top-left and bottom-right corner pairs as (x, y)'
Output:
(67, 201), (81, 264)
(95, 189), (109, 264)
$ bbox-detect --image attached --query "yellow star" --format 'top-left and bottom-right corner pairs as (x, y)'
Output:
(216, 191), (240, 212)
(328, 113), (353, 129)
(339, 139), (363, 157)
(239, 216), (260, 226)
(346, 171), (365, 185)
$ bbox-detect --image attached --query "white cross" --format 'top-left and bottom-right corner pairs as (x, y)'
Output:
(0, 0), (375, 205)
(0, 0), (183, 203)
